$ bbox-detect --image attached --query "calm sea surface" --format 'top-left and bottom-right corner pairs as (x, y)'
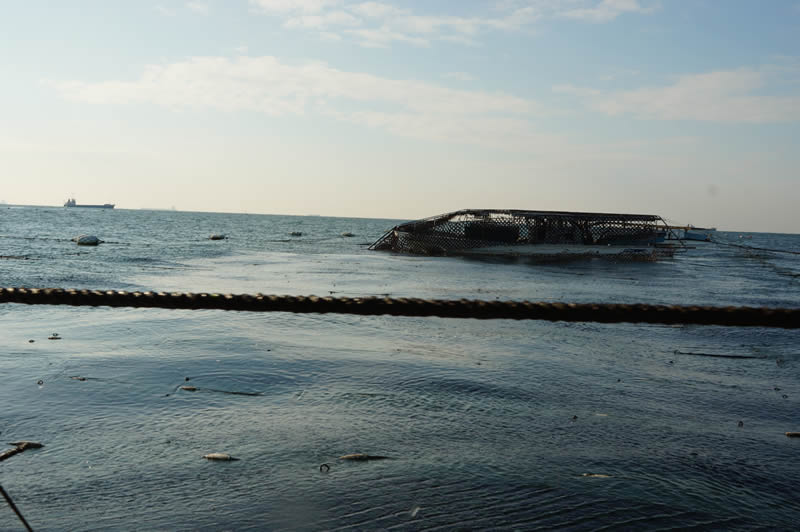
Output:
(1, 206), (799, 531)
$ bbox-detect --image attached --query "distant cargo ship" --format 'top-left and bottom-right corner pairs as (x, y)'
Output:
(64, 198), (115, 209)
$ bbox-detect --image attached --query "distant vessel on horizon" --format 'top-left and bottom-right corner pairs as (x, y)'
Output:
(64, 198), (115, 209)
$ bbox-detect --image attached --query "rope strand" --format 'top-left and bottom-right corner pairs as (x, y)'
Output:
(1, 287), (798, 328)
(0, 485), (34, 532)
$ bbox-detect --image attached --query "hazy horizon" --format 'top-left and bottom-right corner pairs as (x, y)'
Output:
(2, 1), (798, 233)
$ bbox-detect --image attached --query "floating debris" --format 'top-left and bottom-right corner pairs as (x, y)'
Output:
(203, 453), (239, 461)
(410, 506), (421, 518)
(581, 473), (611, 478)
(319, 463), (330, 473)
(290, 231), (303, 237)
(177, 384), (261, 396)
(209, 234), (227, 240)
(48, 334), (61, 340)
(69, 376), (88, 382)
(8, 441), (43, 449)
(786, 432), (800, 438)
(738, 420), (744, 428)
(1, 441), (44, 462)
(28, 339), (34, 343)
(72, 235), (102, 246)
(37, 380), (43, 386)
(674, 350), (761, 359)
(338, 453), (391, 461)
(341, 232), (355, 237)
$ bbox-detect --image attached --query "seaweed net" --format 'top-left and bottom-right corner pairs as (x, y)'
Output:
(369, 209), (678, 260)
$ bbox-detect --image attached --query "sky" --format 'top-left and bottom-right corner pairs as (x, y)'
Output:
(1, 0), (799, 232)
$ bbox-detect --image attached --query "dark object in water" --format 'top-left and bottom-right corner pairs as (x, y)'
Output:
(369, 209), (680, 261)
(581, 473), (611, 478)
(339, 453), (391, 461)
(786, 432), (800, 438)
(70, 376), (87, 381)
(0, 483), (35, 532)
(290, 231), (303, 237)
(72, 235), (102, 246)
(203, 453), (239, 461)
(37, 380), (43, 386)
(319, 463), (331, 472)
(178, 384), (262, 396)
(7, 442), (43, 449)
(674, 350), (761, 359)
(28, 339), (34, 343)
(48, 335), (61, 340)
(738, 420), (744, 428)
(0, 441), (44, 463)
(341, 232), (355, 237)
(209, 234), (227, 240)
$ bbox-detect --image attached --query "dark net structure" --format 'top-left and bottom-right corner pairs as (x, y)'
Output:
(369, 209), (678, 260)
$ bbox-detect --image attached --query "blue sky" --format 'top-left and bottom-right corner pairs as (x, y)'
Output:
(1, 0), (799, 231)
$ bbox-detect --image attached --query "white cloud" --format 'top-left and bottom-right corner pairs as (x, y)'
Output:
(186, 2), (209, 15)
(249, 1), (658, 48)
(249, 0), (341, 14)
(558, 68), (800, 123)
(349, 1), (406, 19)
(344, 27), (429, 47)
(51, 56), (545, 148)
(285, 10), (360, 29)
(319, 31), (343, 41)
(561, 0), (655, 22)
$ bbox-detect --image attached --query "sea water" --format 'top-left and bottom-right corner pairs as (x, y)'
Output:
(1, 206), (798, 531)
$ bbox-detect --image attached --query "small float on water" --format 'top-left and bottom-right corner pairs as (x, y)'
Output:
(72, 234), (102, 246)
(369, 209), (683, 261)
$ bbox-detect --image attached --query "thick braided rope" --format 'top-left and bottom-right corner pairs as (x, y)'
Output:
(1, 287), (798, 328)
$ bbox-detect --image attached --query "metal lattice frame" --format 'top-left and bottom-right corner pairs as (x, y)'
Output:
(369, 209), (678, 258)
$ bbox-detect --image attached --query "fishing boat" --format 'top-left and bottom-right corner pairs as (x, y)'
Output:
(370, 209), (682, 261)
(664, 225), (716, 242)
(684, 225), (715, 241)
(64, 198), (115, 209)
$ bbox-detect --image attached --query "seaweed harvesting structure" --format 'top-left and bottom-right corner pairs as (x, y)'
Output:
(369, 209), (681, 261)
